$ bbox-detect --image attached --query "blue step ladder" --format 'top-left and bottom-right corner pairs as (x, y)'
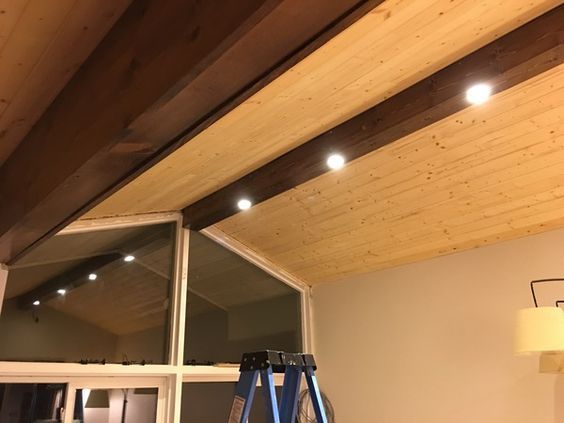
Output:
(228, 350), (328, 423)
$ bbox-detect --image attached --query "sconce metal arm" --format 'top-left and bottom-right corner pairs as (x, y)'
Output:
(530, 278), (564, 307)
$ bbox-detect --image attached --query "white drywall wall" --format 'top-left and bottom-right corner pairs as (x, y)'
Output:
(313, 229), (564, 422)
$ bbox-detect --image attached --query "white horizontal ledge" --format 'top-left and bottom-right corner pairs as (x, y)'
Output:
(0, 362), (286, 385)
(0, 362), (175, 377)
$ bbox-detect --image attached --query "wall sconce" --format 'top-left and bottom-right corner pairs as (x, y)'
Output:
(515, 279), (564, 354)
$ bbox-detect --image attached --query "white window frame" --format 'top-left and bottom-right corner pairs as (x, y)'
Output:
(65, 376), (168, 423)
(0, 211), (312, 422)
(0, 375), (168, 423)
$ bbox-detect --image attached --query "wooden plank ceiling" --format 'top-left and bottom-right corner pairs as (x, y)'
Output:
(0, 0), (131, 165)
(2, 0), (561, 286)
(86, 0), (558, 218)
(217, 63), (564, 284)
(78, 0), (564, 285)
(182, 6), (563, 230)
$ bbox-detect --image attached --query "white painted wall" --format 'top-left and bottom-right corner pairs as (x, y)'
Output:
(83, 407), (110, 423)
(107, 389), (157, 423)
(312, 229), (564, 423)
(0, 299), (117, 362)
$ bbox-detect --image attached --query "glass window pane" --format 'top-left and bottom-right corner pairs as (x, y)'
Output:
(180, 382), (280, 423)
(0, 223), (176, 364)
(0, 383), (66, 422)
(73, 388), (158, 423)
(184, 231), (302, 364)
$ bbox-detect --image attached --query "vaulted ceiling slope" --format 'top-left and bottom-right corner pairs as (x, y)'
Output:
(0, 0), (376, 264)
(2, 0), (562, 287)
(83, 0), (563, 285)
(87, 0), (559, 218)
(217, 63), (564, 284)
(182, 5), (563, 230)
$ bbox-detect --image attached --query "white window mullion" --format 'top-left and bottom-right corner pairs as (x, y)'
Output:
(165, 372), (184, 423)
(169, 226), (189, 367)
(63, 381), (77, 423)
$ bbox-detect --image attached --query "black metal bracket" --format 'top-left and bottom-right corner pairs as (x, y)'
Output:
(530, 278), (564, 307)
(79, 358), (107, 365)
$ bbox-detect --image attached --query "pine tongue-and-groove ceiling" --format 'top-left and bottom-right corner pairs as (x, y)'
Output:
(79, 0), (563, 284)
(218, 64), (564, 284)
(86, 0), (557, 218)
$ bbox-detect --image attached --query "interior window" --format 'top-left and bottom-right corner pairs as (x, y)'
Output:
(184, 231), (302, 365)
(0, 223), (176, 364)
(180, 382), (281, 423)
(0, 383), (66, 422)
(73, 387), (158, 423)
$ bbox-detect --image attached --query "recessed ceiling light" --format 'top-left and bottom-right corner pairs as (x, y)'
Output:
(466, 83), (492, 105)
(237, 199), (252, 211)
(327, 153), (346, 170)
(124, 255), (135, 262)
(88, 273), (98, 281)
(32, 300), (40, 306)
(57, 289), (66, 296)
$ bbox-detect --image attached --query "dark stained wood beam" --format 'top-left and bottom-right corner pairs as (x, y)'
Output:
(15, 226), (172, 308)
(0, 0), (381, 264)
(17, 253), (122, 309)
(183, 5), (564, 230)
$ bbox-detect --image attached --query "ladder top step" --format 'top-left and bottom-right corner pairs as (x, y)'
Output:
(239, 350), (317, 372)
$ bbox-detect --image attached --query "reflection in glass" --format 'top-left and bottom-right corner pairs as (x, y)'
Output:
(0, 383), (66, 422)
(73, 388), (158, 423)
(180, 382), (280, 423)
(0, 223), (176, 364)
(184, 232), (302, 364)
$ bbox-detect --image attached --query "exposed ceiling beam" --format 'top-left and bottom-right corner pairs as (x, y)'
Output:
(14, 227), (170, 308)
(0, 0), (380, 265)
(17, 253), (122, 309)
(183, 5), (564, 230)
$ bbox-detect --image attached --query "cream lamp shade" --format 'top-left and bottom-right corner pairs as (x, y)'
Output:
(515, 307), (564, 354)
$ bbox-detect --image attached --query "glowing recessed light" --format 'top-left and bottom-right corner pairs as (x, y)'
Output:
(32, 300), (40, 306)
(124, 255), (135, 262)
(466, 83), (492, 105)
(237, 199), (252, 211)
(88, 273), (98, 281)
(57, 289), (66, 296)
(327, 153), (346, 170)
